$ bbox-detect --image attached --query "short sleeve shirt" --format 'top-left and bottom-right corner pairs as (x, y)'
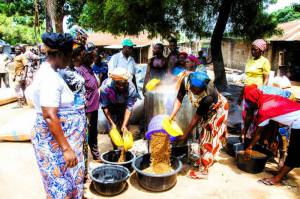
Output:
(14, 54), (28, 76)
(108, 51), (136, 77)
(244, 56), (271, 86)
(28, 62), (74, 113)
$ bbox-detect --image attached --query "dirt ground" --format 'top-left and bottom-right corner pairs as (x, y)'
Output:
(0, 104), (300, 199)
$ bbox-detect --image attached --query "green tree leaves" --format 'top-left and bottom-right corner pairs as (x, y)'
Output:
(271, 3), (300, 23)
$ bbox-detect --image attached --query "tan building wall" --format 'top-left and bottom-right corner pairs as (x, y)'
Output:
(221, 39), (273, 71)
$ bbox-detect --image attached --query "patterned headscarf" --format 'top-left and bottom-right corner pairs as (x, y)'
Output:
(187, 55), (201, 65)
(252, 39), (267, 52)
(69, 25), (88, 49)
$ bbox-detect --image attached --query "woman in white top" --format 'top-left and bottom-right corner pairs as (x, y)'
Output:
(29, 32), (86, 199)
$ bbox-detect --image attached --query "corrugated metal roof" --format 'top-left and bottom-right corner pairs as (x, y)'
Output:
(271, 19), (300, 41)
(87, 32), (166, 46)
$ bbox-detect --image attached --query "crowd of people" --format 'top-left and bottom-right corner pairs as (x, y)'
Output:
(2, 28), (298, 197)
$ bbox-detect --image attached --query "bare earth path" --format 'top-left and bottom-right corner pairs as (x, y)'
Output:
(0, 103), (299, 199)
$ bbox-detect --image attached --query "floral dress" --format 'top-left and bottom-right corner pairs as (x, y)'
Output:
(177, 78), (229, 178)
(29, 62), (86, 198)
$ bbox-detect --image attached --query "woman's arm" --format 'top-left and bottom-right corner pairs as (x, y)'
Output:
(179, 114), (201, 140)
(241, 107), (254, 142)
(121, 109), (132, 133)
(170, 98), (182, 121)
(41, 107), (78, 168)
(102, 107), (116, 128)
(170, 79), (186, 120)
(263, 73), (269, 85)
(246, 126), (264, 152)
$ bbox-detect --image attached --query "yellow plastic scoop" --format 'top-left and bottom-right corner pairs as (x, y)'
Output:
(123, 131), (134, 151)
(162, 117), (184, 137)
(146, 78), (160, 91)
(109, 128), (124, 147)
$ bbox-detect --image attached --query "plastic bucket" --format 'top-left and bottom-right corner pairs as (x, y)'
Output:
(145, 114), (176, 141)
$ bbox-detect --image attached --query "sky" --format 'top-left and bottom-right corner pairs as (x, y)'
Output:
(267, 0), (300, 13)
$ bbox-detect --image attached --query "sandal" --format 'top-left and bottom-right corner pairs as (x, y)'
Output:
(258, 178), (280, 186)
(188, 170), (208, 179)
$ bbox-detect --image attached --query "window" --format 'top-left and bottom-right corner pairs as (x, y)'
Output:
(278, 51), (286, 66)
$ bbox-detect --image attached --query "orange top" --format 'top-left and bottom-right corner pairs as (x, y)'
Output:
(14, 54), (28, 76)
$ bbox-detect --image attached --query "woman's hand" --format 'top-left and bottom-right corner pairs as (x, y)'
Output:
(63, 148), (78, 168)
(245, 146), (253, 155)
(169, 113), (176, 121)
(177, 131), (188, 141)
(121, 125), (128, 134)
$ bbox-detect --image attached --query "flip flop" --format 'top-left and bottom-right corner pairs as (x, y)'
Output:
(188, 170), (208, 179)
(258, 178), (279, 186)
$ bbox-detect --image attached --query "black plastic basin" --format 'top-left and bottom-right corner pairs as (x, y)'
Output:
(132, 153), (182, 192)
(235, 143), (273, 174)
(90, 165), (130, 196)
(101, 150), (136, 172)
(225, 135), (241, 156)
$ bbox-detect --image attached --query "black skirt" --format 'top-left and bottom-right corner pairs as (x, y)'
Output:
(285, 128), (300, 168)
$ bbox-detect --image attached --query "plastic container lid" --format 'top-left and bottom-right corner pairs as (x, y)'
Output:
(109, 128), (124, 147)
(123, 131), (134, 151)
(162, 117), (183, 137)
(146, 78), (160, 91)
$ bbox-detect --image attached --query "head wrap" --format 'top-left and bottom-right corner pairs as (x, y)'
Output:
(189, 71), (210, 89)
(187, 55), (201, 65)
(42, 32), (73, 52)
(252, 39), (267, 52)
(69, 25), (88, 48)
(179, 52), (188, 58)
(243, 84), (263, 104)
(109, 68), (131, 81)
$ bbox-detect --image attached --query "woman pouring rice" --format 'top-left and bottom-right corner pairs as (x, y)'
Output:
(170, 71), (229, 179)
(100, 68), (137, 144)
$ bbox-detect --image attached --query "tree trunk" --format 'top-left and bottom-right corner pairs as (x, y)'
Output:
(45, 0), (65, 33)
(210, 0), (233, 91)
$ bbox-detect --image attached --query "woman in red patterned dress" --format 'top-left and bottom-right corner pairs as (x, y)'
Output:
(170, 71), (229, 179)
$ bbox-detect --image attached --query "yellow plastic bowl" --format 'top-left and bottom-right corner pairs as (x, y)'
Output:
(109, 128), (124, 147)
(146, 78), (160, 91)
(123, 131), (134, 151)
(162, 117), (184, 137)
